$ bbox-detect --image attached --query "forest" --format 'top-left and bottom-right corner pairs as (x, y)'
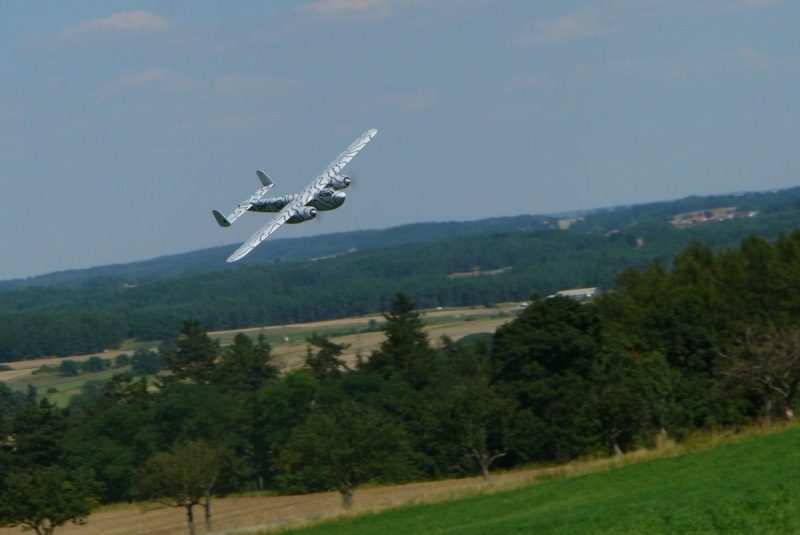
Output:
(4, 229), (800, 533)
(4, 193), (800, 361)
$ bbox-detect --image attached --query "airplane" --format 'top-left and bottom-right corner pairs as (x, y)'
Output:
(213, 129), (377, 263)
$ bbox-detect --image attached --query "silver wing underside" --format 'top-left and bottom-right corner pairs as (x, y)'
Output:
(227, 129), (377, 263)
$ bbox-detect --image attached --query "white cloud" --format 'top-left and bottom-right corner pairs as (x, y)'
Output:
(214, 75), (304, 96)
(299, 0), (391, 17)
(740, 0), (784, 8)
(96, 68), (202, 99)
(505, 72), (553, 92)
(739, 46), (771, 68)
(62, 11), (171, 38)
(735, 47), (800, 75)
(515, 7), (621, 45)
(383, 88), (437, 111)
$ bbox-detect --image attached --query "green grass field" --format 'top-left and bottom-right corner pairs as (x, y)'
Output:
(272, 427), (800, 535)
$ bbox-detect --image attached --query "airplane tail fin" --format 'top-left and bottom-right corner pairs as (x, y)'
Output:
(212, 210), (232, 227)
(256, 170), (273, 187)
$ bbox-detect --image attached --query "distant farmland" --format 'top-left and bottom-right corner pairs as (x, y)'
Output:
(0, 303), (519, 406)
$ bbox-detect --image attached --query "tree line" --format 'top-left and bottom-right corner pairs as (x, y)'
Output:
(5, 230), (800, 533)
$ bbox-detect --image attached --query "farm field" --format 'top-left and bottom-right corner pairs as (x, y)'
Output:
(0, 303), (520, 405)
(0, 426), (792, 535)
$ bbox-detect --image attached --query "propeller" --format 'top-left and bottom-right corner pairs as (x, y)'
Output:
(347, 172), (359, 190)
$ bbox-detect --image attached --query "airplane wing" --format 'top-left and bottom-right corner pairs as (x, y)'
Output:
(297, 128), (378, 207)
(226, 129), (378, 263)
(226, 203), (295, 262)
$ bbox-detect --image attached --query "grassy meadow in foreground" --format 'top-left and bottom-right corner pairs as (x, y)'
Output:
(273, 427), (800, 535)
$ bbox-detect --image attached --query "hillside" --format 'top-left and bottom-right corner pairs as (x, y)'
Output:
(3, 185), (800, 292)
(0, 215), (557, 291)
(4, 185), (800, 361)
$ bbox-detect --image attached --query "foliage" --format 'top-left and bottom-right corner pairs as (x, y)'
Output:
(137, 440), (223, 535)
(305, 334), (350, 382)
(5, 194), (800, 361)
(215, 333), (279, 396)
(718, 326), (800, 422)
(279, 402), (416, 508)
(0, 466), (99, 535)
(130, 348), (168, 376)
(8, 227), (800, 524)
(161, 320), (220, 384)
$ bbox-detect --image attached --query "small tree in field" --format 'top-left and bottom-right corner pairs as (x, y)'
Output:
(0, 467), (99, 535)
(281, 402), (414, 509)
(720, 327), (800, 424)
(137, 440), (222, 535)
(438, 379), (514, 481)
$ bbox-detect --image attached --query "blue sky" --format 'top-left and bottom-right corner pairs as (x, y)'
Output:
(1, 0), (798, 280)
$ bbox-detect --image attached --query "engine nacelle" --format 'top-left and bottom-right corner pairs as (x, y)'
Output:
(287, 206), (317, 224)
(329, 174), (351, 190)
(308, 189), (346, 211)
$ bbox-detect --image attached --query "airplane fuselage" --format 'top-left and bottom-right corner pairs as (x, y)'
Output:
(249, 187), (346, 223)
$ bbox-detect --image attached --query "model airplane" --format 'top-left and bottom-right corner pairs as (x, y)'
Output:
(213, 129), (377, 262)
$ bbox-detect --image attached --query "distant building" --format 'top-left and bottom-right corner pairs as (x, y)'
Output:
(548, 287), (599, 301)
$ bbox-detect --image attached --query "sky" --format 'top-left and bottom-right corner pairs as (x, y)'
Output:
(1, 0), (799, 280)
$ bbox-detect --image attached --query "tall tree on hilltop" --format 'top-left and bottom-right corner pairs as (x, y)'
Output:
(305, 333), (350, 382)
(362, 293), (433, 388)
(214, 333), (279, 395)
(161, 320), (220, 384)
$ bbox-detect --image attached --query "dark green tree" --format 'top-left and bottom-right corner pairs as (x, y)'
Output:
(248, 370), (320, 490)
(491, 296), (602, 461)
(137, 440), (223, 535)
(64, 376), (156, 503)
(280, 402), (415, 508)
(130, 348), (168, 376)
(305, 333), (350, 382)
(58, 360), (79, 377)
(161, 320), (220, 383)
(719, 327), (800, 424)
(214, 333), (279, 395)
(435, 378), (515, 480)
(81, 356), (106, 373)
(590, 348), (669, 454)
(361, 293), (433, 388)
(0, 467), (99, 535)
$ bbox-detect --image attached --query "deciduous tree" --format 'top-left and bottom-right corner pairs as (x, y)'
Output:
(137, 440), (222, 535)
(720, 327), (800, 424)
(280, 402), (414, 508)
(0, 467), (99, 535)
